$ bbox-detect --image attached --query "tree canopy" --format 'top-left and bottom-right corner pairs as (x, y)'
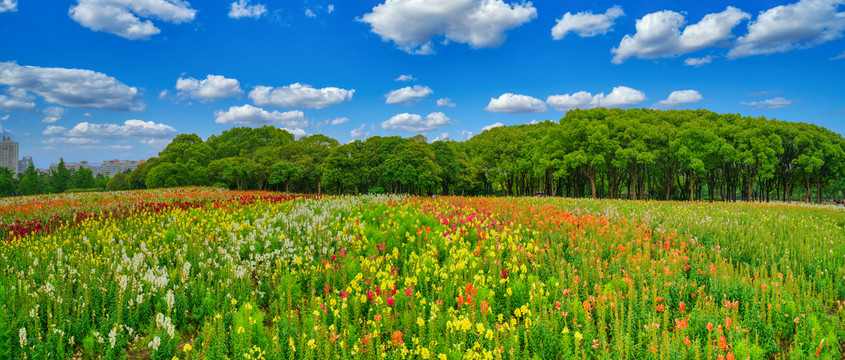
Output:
(4, 109), (845, 202)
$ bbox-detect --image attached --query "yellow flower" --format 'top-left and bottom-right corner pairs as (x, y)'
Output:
(183, 344), (192, 352)
(574, 332), (583, 341)
(307, 339), (316, 349)
(439, 354), (448, 360)
(231, 299), (238, 306)
(237, 326), (245, 334)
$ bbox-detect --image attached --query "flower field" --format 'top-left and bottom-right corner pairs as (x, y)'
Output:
(1, 189), (844, 360)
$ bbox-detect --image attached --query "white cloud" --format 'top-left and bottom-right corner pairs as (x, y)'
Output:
(552, 5), (624, 40)
(176, 74), (243, 101)
(141, 138), (172, 149)
(832, 50), (845, 60)
(381, 112), (451, 132)
(0, 62), (143, 111)
(684, 55), (713, 66)
(65, 119), (178, 138)
(395, 74), (415, 81)
(437, 97), (456, 107)
(386, 85), (433, 104)
(158, 89), (170, 99)
(350, 124), (369, 139)
(214, 104), (308, 128)
(740, 97), (793, 109)
(0, 87), (36, 111)
(359, 0), (537, 54)
(482, 122), (504, 132)
(459, 130), (473, 140)
(747, 90), (780, 96)
(653, 90), (703, 108)
(547, 86), (647, 111)
(305, 8), (316, 18)
(433, 132), (450, 141)
(42, 126), (68, 136)
(0, 115), (8, 121)
(0, 0), (17, 12)
(69, 0), (196, 40)
(249, 83), (354, 109)
(83, 112), (92, 117)
(328, 4), (335, 13)
(730, 0), (845, 58)
(484, 93), (547, 114)
(43, 137), (99, 145)
(612, 7), (750, 64)
(229, 0), (266, 19)
(330, 117), (350, 125)
(41, 106), (66, 123)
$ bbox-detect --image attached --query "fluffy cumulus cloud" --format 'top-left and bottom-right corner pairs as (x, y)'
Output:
(684, 55), (713, 66)
(0, 87), (36, 111)
(437, 97), (456, 107)
(546, 86), (647, 111)
(381, 112), (451, 132)
(729, 0), (845, 58)
(229, 0), (266, 19)
(612, 7), (750, 64)
(42, 126), (68, 136)
(395, 74), (415, 81)
(350, 124), (369, 139)
(64, 119), (178, 138)
(0, 0), (17, 12)
(41, 106), (66, 123)
(176, 75), (243, 101)
(330, 117), (350, 125)
(740, 97), (793, 109)
(552, 5), (624, 40)
(484, 93), (547, 114)
(481, 122), (504, 132)
(249, 83), (354, 109)
(653, 90), (703, 108)
(0, 62), (143, 111)
(386, 85), (433, 104)
(360, 0), (537, 54)
(214, 104), (308, 128)
(69, 0), (196, 40)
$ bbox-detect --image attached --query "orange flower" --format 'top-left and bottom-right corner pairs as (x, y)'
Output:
(392, 331), (403, 346)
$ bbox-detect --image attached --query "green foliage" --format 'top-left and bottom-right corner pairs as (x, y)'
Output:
(34, 108), (845, 201)
(17, 163), (42, 195)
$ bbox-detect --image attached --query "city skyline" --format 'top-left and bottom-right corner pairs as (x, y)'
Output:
(0, 0), (844, 168)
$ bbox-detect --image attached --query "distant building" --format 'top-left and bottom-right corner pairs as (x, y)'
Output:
(50, 159), (146, 177)
(0, 136), (19, 174)
(18, 156), (33, 173)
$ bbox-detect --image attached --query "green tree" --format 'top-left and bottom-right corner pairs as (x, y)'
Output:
(0, 167), (15, 196)
(50, 158), (72, 193)
(106, 172), (129, 191)
(72, 167), (95, 189)
(18, 163), (43, 195)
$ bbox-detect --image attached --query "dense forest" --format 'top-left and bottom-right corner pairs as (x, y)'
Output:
(3, 108), (845, 202)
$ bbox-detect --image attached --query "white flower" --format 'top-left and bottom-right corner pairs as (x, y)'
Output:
(148, 336), (161, 351)
(18, 327), (26, 348)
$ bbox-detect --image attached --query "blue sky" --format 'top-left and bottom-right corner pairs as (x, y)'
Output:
(0, 0), (844, 167)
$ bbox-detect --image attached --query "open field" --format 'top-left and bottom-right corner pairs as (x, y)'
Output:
(1, 188), (844, 359)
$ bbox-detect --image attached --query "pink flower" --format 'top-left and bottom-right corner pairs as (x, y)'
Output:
(387, 296), (396, 306)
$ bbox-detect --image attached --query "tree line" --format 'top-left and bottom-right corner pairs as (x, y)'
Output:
(3, 108), (845, 202)
(0, 161), (117, 197)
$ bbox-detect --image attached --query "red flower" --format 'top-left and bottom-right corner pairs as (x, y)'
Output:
(387, 296), (396, 306)
(501, 268), (508, 278)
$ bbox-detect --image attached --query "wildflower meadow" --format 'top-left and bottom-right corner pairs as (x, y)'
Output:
(1, 188), (843, 360)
